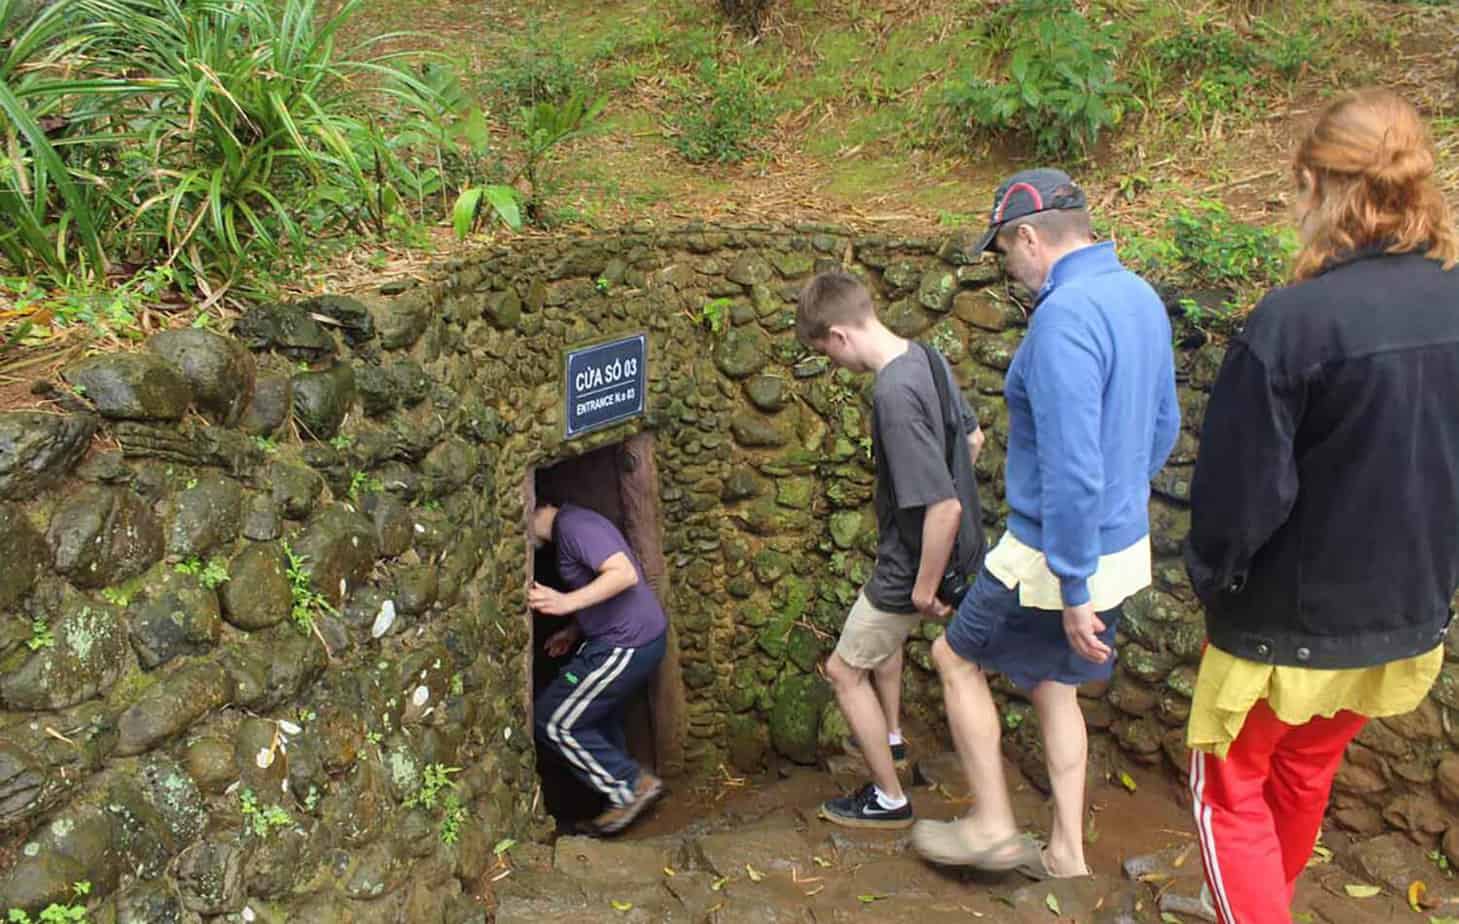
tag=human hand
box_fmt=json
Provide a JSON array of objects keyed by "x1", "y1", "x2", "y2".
[
  {"x1": 544, "y1": 624, "x2": 581, "y2": 657},
  {"x1": 1062, "y1": 602, "x2": 1110, "y2": 664},
  {"x1": 529, "y1": 582, "x2": 574, "y2": 616},
  {"x1": 912, "y1": 587, "x2": 952, "y2": 621}
]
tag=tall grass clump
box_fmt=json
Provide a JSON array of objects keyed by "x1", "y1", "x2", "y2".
[{"x1": 0, "y1": 0, "x2": 465, "y2": 296}]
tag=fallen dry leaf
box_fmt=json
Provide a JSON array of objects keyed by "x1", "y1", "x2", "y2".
[{"x1": 1411, "y1": 880, "x2": 1430, "y2": 912}]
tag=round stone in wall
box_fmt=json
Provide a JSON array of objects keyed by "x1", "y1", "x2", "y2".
[
  {"x1": 63, "y1": 352, "x2": 191, "y2": 421},
  {"x1": 146, "y1": 329, "x2": 255, "y2": 425}
]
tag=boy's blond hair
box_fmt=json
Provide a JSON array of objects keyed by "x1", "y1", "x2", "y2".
[{"x1": 795, "y1": 270, "x2": 874, "y2": 345}]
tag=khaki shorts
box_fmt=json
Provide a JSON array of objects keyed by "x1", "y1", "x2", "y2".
[{"x1": 833, "y1": 592, "x2": 920, "y2": 670}]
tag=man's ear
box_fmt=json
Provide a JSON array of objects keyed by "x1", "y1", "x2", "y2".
[{"x1": 1016, "y1": 221, "x2": 1039, "y2": 251}]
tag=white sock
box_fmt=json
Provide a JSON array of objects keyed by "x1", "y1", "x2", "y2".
[
  {"x1": 888, "y1": 730, "x2": 904, "y2": 746},
  {"x1": 873, "y1": 786, "x2": 907, "y2": 810}
]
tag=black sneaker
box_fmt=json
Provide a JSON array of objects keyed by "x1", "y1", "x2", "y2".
[{"x1": 818, "y1": 783, "x2": 914, "y2": 829}]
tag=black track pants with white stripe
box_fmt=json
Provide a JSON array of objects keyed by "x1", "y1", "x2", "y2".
[{"x1": 535, "y1": 632, "x2": 667, "y2": 807}]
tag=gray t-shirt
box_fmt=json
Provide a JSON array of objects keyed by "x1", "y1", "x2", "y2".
[{"x1": 864, "y1": 344, "x2": 985, "y2": 614}]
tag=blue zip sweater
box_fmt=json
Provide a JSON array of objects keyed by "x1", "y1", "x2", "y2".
[{"x1": 1003, "y1": 242, "x2": 1180, "y2": 607}]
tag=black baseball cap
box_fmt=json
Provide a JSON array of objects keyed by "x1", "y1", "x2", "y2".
[{"x1": 974, "y1": 168, "x2": 1088, "y2": 255}]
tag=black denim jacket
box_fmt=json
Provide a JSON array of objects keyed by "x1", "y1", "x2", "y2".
[{"x1": 1184, "y1": 246, "x2": 1459, "y2": 668}]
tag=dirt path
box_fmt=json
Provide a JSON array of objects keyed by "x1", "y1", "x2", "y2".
[{"x1": 489, "y1": 748, "x2": 1426, "y2": 922}]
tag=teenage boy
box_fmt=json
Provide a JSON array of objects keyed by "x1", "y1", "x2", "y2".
[{"x1": 796, "y1": 270, "x2": 986, "y2": 829}]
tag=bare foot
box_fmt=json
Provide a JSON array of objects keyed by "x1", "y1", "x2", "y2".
[{"x1": 1040, "y1": 843, "x2": 1090, "y2": 878}]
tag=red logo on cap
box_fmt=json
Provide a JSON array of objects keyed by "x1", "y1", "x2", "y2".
[{"x1": 993, "y1": 182, "x2": 1044, "y2": 222}]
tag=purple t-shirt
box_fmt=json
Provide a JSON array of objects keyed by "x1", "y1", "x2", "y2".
[{"x1": 553, "y1": 505, "x2": 667, "y2": 647}]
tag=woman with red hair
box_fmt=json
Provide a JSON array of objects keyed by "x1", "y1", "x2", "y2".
[{"x1": 1184, "y1": 88, "x2": 1459, "y2": 922}]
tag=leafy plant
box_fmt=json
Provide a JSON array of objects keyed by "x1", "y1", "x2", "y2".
[
  {"x1": 936, "y1": 0, "x2": 1129, "y2": 158},
  {"x1": 451, "y1": 184, "x2": 521, "y2": 238},
  {"x1": 1429, "y1": 848, "x2": 1452, "y2": 874},
  {"x1": 517, "y1": 90, "x2": 607, "y2": 223},
  {"x1": 1168, "y1": 201, "x2": 1294, "y2": 289},
  {"x1": 5, "y1": 880, "x2": 91, "y2": 923},
  {"x1": 697, "y1": 298, "x2": 732, "y2": 335},
  {"x1": 100, "y1": 586, "x2": 133, "y2": 607},
  {"x1": 174, "y1": 556, "x2": 229, "y2": 589},
  {"x1": 281, "y1": 541, "x2": 332, "y2": 633},
  {"x1": 440, "y1": 792, "x2": 466, "y2": 845},
  {"x1": 489, "y1": 25, "x2": 586, "y2": 107},
  {"x1": 253, "y1": 436, "x2": 279, "y2": 455},
  {"x1": 0, "y1": 0, "x2": 461, "y2": 298},
  {"x1": 239, "y1": 788, "x2": 292, "y2": 838},
  {"x1": 329, "y1": 434, "x2": 354, "y2": 451},
  {"x1": 25, "y1": 618, "x2": 55, "y2": 652},
  {"x1": 670, "y1": 60, "x2": 776, "y2": 164},
  {"x1": 348, "y1": 471, "x2": 384, "y2": 500},
  {"x1": 404, "y1": 762, "x2": 466, "y2": 844},
  {"x1": 453, "y1": 87, "x2": 604, "y2": 234},
  {"x1": 405, "y1": 763, "x2": 461, "y2": 811},
  {"x1": 1152, "y1": 27, "x2": 1261, "y2": 76}
]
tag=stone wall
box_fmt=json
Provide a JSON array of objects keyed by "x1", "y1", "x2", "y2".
[{"x1": 2, "y1": 222, "x2": 1457, "y2": 918}]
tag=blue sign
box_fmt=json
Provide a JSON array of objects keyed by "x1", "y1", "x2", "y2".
[{"x1": 565, "y1": 334, "x2": 647, "y2": 439}]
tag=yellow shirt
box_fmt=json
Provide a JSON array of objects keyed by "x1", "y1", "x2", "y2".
[
  {"x1": 1186, "y1": 643, "x2": 1444, "y2": 759},
  {"x1": 984, "y1": 530, "x2": 1151, "y2": 611}
]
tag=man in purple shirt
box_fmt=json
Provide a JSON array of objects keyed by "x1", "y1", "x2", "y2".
[{"x1": 529, "y1": 502, "x2": 668, "y2": 835}]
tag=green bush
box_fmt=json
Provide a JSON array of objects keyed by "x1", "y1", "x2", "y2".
[
  {"x1": 670, "y1": 60, "x2": 776, "y2": 164},
  {"x1": 936, "y1": 0, "x2": 1130, "y2": 158},
  {"x1": 1146, "y1": 19, "x2": 1326, "y2": 128},
  {"x1": 1151, "y1": 28, "x2": 1262, "y2": 74},
  {"x1": 0, "y1": 0, "x2": 460, "y2": 295},
  {"x1": 1115, "y1": 201, "x2": 1296, "y2": 336},
  {"x1": 488, "y1": 26, "x2": 588, "y2": 106},
  {"x1": 1168, "y1": 201, "x2": 1294, "y2": 290}
]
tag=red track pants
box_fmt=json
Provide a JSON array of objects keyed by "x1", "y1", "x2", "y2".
[{"x1": 1189, "y1": 699, "x2": 1367, "y2": 924}]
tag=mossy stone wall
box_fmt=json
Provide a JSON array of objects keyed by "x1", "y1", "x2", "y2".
[{"x1": 3, "y1": 223, "x2": 1458, "y2": 919}]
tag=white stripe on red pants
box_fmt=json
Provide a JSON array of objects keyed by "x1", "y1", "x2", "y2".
[{"x1": 1189, "y1": 699, "x2": 1366, "y2": 923}]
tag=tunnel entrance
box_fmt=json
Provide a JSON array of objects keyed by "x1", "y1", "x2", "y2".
[{"x1": 527, "y1": 433, "x2": 685, "y2": 833}]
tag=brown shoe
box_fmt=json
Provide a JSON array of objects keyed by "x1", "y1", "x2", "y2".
[{"x1": 592, "y1": 772, "x2": 663, "y2": 835}]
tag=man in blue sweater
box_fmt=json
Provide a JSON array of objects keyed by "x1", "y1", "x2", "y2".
[{"x1": 913, "y1": 169, "x2": 1180, "y2": 879}]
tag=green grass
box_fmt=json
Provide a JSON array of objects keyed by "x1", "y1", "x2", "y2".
[
  {"x1": 4, "y1": 0, "x2": 1452, "y2": 350},
  {"x1": 822, "y1": 157, "x2": 906, "y2": 201}
]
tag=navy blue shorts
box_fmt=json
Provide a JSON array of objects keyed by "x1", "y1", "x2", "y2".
[{"x1": 943, "y1": 568, "x2": 1122, "y2": 690}]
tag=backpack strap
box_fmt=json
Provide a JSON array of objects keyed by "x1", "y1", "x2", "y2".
[{"x1": 915, "y1": 341, "x2": 958, "y2": 474}]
